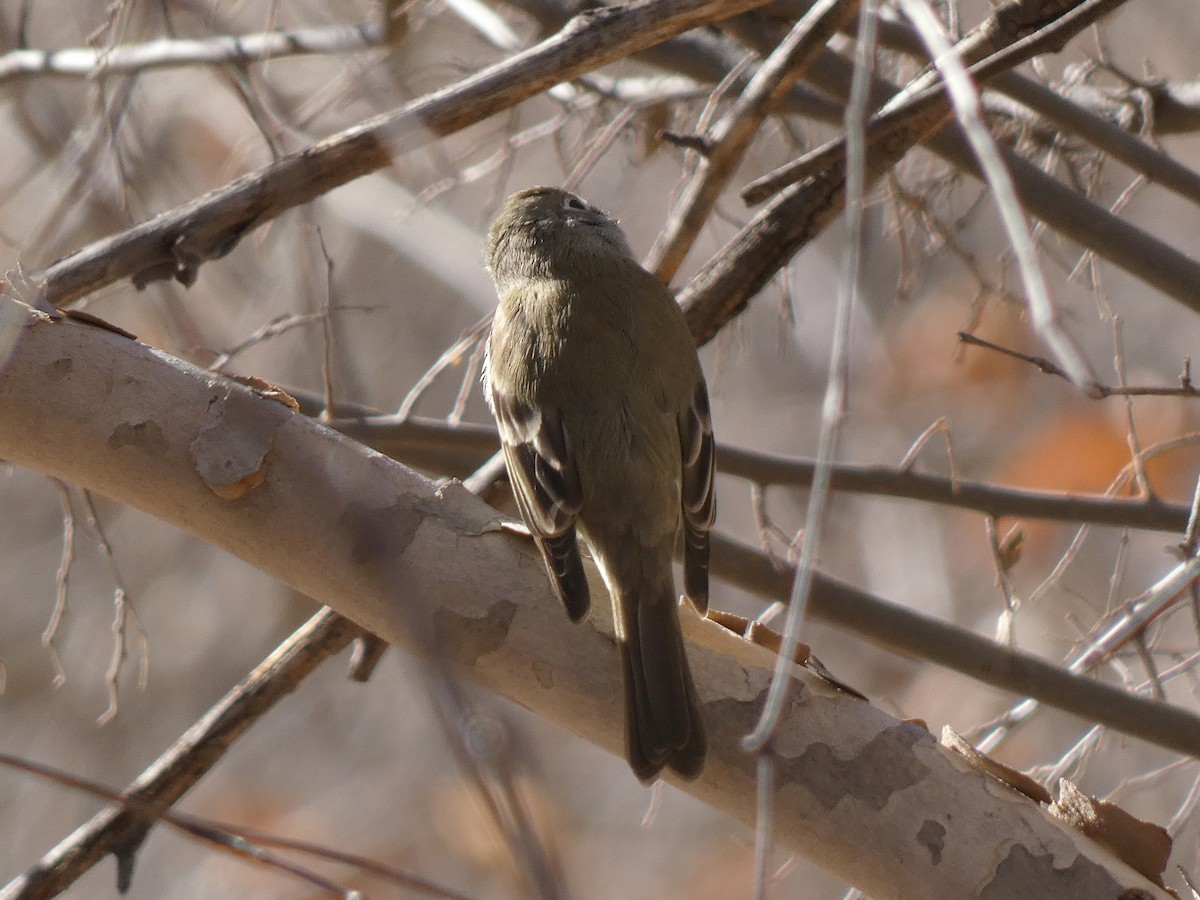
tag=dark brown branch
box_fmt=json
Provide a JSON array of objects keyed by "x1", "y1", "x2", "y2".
[
  {"x1": 711, "y1": 532, "x2": 1200, "y2": 761},
  {"x1": 299, "y1": 394, "x2": 1192, "y2": 534},
  {"x1": 4, "y1": 611, "x2": 368, "y2": 899},
  {"x1": 740, "y1": 0, "x2": 1131, "y2": 204},
  {"x1": 1063, "y1": 77, "x2": 1200, "y2": 137},
  {"x1": 716, "y1": 444, "x2": 1191, "y2": 532},
  {"x1": 683, "y1": 24, "x2": 1200, "y2": 335},
  {"x1": 35, "y1": 0, "x2": 776, "y2": 305},
  {"x1": 860, "y1": 15, "x2": 1200, "y2": 207},
  {"x1": 0, "y1": 742, "x2": 469, "y2": 899},
  {"x1": 695, "y1": 5, "x2": 1163, "y2": 351}
]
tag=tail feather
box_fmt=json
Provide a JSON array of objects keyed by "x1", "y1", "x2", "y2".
[{"x1": 619, "y1": 580, "x2": 706, "y2": 783}]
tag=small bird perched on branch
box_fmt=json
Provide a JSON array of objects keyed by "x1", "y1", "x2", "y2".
[{"x1": 483, "y1": 186, "x2": 714, "y2": 782}]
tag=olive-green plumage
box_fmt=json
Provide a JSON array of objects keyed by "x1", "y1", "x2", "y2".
[{"x1": 483, "y1": 186, "x2": 715, "y2": 782}]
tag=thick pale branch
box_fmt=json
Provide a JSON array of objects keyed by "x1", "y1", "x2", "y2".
[
  {"x1": 0, "y1": 301, "x2": 1168, "y2": 899},
  {"x1": 295, "y1": 399, "x2": 1200, "y2": 756}
]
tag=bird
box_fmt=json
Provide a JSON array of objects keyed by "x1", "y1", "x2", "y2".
[{"x1": 482, "y1": 185, "x2": 714, "y2": 782}]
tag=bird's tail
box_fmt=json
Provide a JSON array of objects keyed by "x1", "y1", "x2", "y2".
[{"x1": 617, "y1": 574, "x2": 706, "y2": 783}]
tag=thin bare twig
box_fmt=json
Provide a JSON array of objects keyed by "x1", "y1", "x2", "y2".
[
  {"x1": 984, "y1": 516, "x2": 1020, "y2": 647},
  {"x1": 866, "y1": 15, "x2": 1200, "y2": 208},
  {"x1": 314, "y1": 228, "x2": 338, "y2": 420},
  {"x1": 1112, "y1": 318, "x2": 1154, "y2": 497},
  {"x1": 743, "y1": 0, "x2": 877, "y2": 755},
  {"x1": 1166, "y1": 769, "x2": 1200, "y2": 837},
  {"x1": 564, "y1": 105, "x2": 638, "y2": 190},
  {"x1": 749, "y1": 483, "x2": 799, "y2": 571},
  {"x1": 645, "y1": 0, "x2": 859, "y2": 283},
  {"x1": 42, "y1": 481, "x2": 76, "y2": 687},
  {"x1": 975, "y1": 555, "x2": 1200, "y2": 753},
  {"x1": 0, "y1": 745, "x2": 468, "y2": 899},
  {"x1": 896, "y1": 417, "x2": 959, "y2": 483},
  {"x1": 75, "y1": 491, "x2": 148, "y2": 725},
  {"x1": 0, "y1": 21, "x2": 397, "y2": 83},
  {"x1": 899, "y1": 0, "x2": 1099, "y2": 393},
  {"x1": 449, "y1": 329, "x2": 489, "y2": 425},
  {"x1": 958, "y1": 331, "x2": 1200, "y2": 398},
  {"x1": 209, "y1": 310, "x2": 368, "y2": 372},
  {"x1": 396, "y1": 315, "x2": 492, "y2": 420},
  {"x1": 752, "y1": 750, "x2": 777, "y2": 900},
  {"x1": 712, "y1": 6, "x2": 1200, "y2": 330}
]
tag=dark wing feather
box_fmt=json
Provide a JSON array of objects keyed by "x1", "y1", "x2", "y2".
[
  {"x1": 491, "y1": 391, "x2": 590, "y2": 621},
  {"x1": 679, "y1": 377, "x2": 715, "y2": 613}
]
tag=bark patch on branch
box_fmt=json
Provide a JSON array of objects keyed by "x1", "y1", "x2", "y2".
[
  {"x1": 781, "y1": 722, "x2": 931, "y2": 811},
  {"x1": 189, "y1": 386, "x2": 279, "y2": 499}
]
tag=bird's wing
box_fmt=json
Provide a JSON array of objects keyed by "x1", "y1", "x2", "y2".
[
  {"x1": 490, "y1": 390, "x2": 590, "y2": 621},
  {"x1": 679, "y1": 377, "x2": 715, "y2": 613}
]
